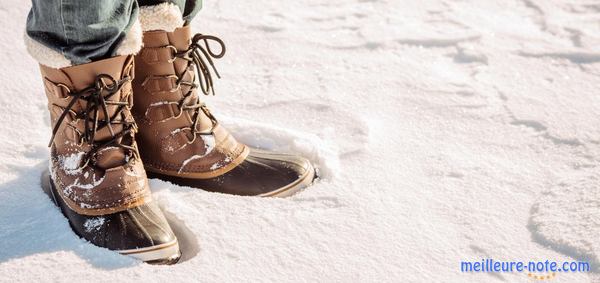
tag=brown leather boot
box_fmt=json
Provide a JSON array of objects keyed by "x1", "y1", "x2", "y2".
[
  {"x1": 132, "y1": 26, "x2": 316, "y2": 197},
  {"x1": 40, "y1": 55, "x2": 180, "y2": 264}
]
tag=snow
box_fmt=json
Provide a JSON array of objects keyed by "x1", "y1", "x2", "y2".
[
  {"x1": 529, "y1": 172, "x2": 600, "y2": 272},
  {"x1": 178, "y1": 155, "x2": 205, "y2": 173},
  {"x1": 83, "y1": 217, "x2": 106, "y2": 233},
  {"x1": 177, "y1": 135, "x2": 216, "y2": 172},
  {"x1": 63, "y1": 175, "x2": 106, "y2": 196},
  {"x1": 57, "y1": 152, "x2": 85, "y2": 174},
  {"x1": 209, "y1": 156, "x2": 230, "y2": 171},
  {"x1": 199, "y1": 134, "x2": 215, "y2": 155},
  {"x1": 1, "y1": 0, "x2": 600, "y2": 282}
]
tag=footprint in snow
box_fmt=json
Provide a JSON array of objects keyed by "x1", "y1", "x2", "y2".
[
  {"x1": 237, "y1": 99, "x2": 371, "y2": 163},
  {"x1": 528, "y1": 173, "x2": 600, "y2": 271}
]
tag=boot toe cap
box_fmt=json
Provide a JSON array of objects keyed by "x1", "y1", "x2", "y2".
[
  {"x1": 146, "y1": 148, "x2": 317, "y2": 197},
  {"x1": 78, "y1": 202, "x2": 180, "y2": 263},
  {"x1": 251, "y1": 150, "x2": 316, "y2": 197},
  {"x1": 201, "y1": 148, "x2": 316, "y2": 196}
]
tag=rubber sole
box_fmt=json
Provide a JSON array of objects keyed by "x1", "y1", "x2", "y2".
[
  {"x1": 119, "y1": 239, "x2": 181, "y2": 264},
  {"x1": 41, "y1": 170, "x2": 181, "y2": 265},
  {"x1": 148, "y1": 161, "x2": 317, "y2": 197},
  {"x1": 258, "y1": 162, "x2": 317, "y2": 197}
]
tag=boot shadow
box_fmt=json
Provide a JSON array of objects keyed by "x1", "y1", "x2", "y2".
[{"x1": 0, "y1": 161, "x2": 138, "y2": 269}]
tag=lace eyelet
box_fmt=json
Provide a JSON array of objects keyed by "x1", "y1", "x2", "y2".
[{"x1": 167, "y1": 45, "x2": 178, "y2": 63}]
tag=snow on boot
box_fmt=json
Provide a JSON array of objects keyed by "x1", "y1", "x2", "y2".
[
  {"x1": 132, "y1": 25, "x2": 316, "y2": 197},
  {"x1": 40, "y1": 55, "x2": 180, "y2": 264}
]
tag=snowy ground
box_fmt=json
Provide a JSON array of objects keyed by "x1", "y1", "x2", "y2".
[{"x1": 1, "y1": 0, "x2": 600, "y2": 282}]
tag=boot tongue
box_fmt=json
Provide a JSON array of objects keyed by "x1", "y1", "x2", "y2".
[
  {"x1": 141, "y1": 25, "x2": 190, "y2": 49},
  {"x1": 168, "y1": 25, "x2": 192, "y2": 51},
  {"x1": 62, "y1": 56, "x2": 128, "y2": 91},
  {"x1": 61, "y1": 56, "x2": 133, "y2": 169}
]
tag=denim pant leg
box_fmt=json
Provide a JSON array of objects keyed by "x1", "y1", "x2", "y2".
[
  {"x1": 25, "y1": 0, "x2": 202, "y2": 68},
  {"x1": 138, "y1": 0, "x2": 202, "y2": 23},
  {"x1": 26, "y1": 0, "x2": 139, "y2": 67}
]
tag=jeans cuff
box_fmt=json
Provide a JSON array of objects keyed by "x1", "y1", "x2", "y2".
[{"x1": 23, "y1": 33, "x2": 71, "y2": 68}]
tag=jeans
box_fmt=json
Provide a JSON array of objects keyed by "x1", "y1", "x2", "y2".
[{"x1": 26, "y1": 0, "x2": 202, "y2": 67}]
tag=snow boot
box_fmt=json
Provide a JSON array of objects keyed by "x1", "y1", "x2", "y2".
[
  {"x1": 39, "y1": 55, "x2": 180, "y2": 264},
  {"x1": 131, "y1": 25, "x2": 316, "y2": 197}
]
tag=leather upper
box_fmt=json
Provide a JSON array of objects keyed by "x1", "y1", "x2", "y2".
[
  {"x1": 132, "y1": 25, "x2": 248, "y2": 179},
  {"x1": 41, "y1": 55, "x2": 152, "y2": 215}
]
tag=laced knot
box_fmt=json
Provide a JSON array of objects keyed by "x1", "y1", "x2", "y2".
[
  {"x1": 176, "y1": 33, "x2": 226, "y2": 96},
  {"x1": 49, "y1": 74, "x2": 137, "y2": 164},
  {"x1": 173, "y1": 33, "x2": 226, "y2": 137}
]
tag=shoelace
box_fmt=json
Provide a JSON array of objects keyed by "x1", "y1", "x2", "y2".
[
  {"x1": 49, "y1": 74, "x2": 137, "y2": 165},
  {"x1": 173, "y1": 33, "x2": 226, "y2": 139}
]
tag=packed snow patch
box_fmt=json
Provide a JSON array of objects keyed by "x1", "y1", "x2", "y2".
[
  {"x1": 209, "y1": 156, "x2": 230, "y2": 171},
  {"x1": 200, "y1": 134, "x2": 215, "y2": 155},
  {"x1": 57, "y1": 152, "x2": 85, "y2": 174},
  {"x1": 176, "y1": 134, "x2": 217, "y2": 173},
  {"x1": 83, "y1": 217, "x2": 106, "y2": 233},
  {"x1": 63, "y1": 174, "x2": 106, "y2": 194}
]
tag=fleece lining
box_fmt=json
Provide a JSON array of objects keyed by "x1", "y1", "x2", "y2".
[
  {"x1": 25, "y1": 18, "x2": 143, "y2": 68},
  {"x1": 24, "y1": 33, "x2": 72, "y2": 68},
  {"x1": 139, "y1": 3, "x2": 184, "y2": 32}
]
